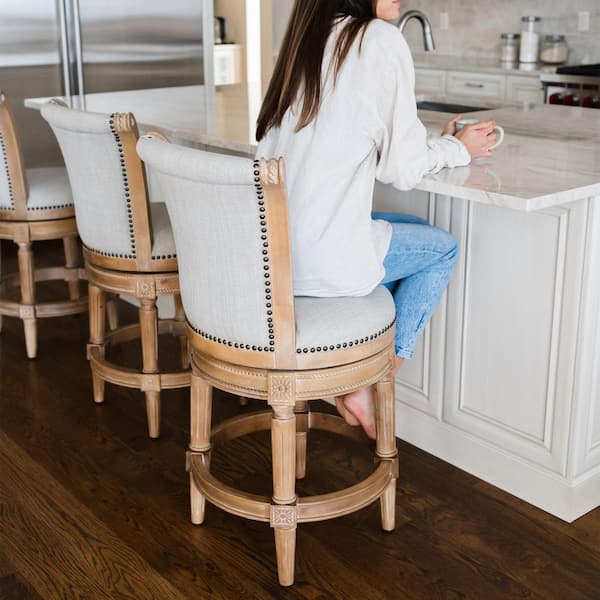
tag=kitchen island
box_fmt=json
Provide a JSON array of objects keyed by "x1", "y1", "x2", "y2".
[{"x1": 26, "y1": 85, "x2": 600, "y2": 521}]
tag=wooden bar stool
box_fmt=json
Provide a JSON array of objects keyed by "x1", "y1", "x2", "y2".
[
  {"x1": 0, "y1": 91, "x2": 87, "y2": 358},
  {"x1": 41, "y1": 102, "x2": 190, "y2": 438},
  {"x1": 138, "y1": 135, "x2": 399, "y2": 586}
]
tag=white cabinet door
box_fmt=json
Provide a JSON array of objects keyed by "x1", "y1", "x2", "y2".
[
  {"x1": 443, "y1": 197, "x2": 588, "y2": 474},
  {"x1": 446, "y1": 71, "x2": 506, "y2": 100},
  {"x1": 415, "y1": 68, "x2": 446, "y2": 96},
  {"x1": 506, "y1": 75, "x2": 543, "y2": 105}
]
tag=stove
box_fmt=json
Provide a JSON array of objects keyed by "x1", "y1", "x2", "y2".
[
  {"x1": 556, "y1": 63, "x2": 600, "y2": 77},
  {"x1": 540, "y1": 64, "x2": 600, "y2": 107}
]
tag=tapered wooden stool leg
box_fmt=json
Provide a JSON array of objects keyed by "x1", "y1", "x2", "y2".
[
  {"x1": 271, "y1": 404, "x2": 297, "y2": 586},
  {"x1": 62, "y1": 235, "x2": 80, "y2": 300},
  {"x1": 375, "y1": 368, "x2": 397, "y2": 532},
  {"x1": 107, "y1": 295, "x2": 119, "y2": 330},
  {"x1": 294, "y1": 401, "x2": 309, "y2": 480},
  {"x1": 88, "y1": 284, "x2": 106, "y2": 404},
  {"x1": 140, "y1": 297, "x2": 160, "y2": 438},
  {"x1": 173, "y1": 293, "x2": 188, "y2": 368},
  {"x1": 190, "y1": 372, "x2": 212, "y2": 525},
  {"x1": 17, "y1": 242, "x2": 37, "y2": 359}
]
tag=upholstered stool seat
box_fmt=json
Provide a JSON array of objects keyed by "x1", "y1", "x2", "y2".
[
  {"x1": 23, "y1": 167, "x2": 75, "y2": 216},
  {"x1": 0, "y1": 92, "x2": 87, "y2": 358},
  {"x1": 138, "y1": 136, "x2": 399, "y2": 587},
  {"x1": 42, "y1": 102, "x2": 190, "y2": 438},
  {"x1": 294, "y1": 288, "x2": 395, "y2": 365}
]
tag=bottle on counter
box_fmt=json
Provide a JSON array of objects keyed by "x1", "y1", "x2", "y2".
[
  {"x1": 500, "y1": 33, "x2": 520, "y2": 63},
  {"x1": 519, "y1": 16, "x2": 541, "y2": 63},
  {"x1": 540, "y1": 35, "x2": 569, "y2": 64}
]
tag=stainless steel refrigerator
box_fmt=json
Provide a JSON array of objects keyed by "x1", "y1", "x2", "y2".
[{"x1": 0, "y1": 0, "x2": 214, "y2": 166}]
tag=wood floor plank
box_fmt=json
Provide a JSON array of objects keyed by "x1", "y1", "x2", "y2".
[
  {"x1": 0, "y1": 430, "x2": 187, "y2": 600},
  {"x1": 0, "y1": 240, "x2": 599, "y2": 599}
]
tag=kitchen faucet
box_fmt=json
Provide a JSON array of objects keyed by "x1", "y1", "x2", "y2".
[{"x1": 398, "y1": 10, "x2": 436, "y2": 51}]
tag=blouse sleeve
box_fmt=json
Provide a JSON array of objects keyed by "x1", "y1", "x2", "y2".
[{"x1": 371, "y1": 33, "x2": 470, "y2": 191}]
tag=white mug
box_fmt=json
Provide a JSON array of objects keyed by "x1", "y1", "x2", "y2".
[{"x1": 455, "y1": 118, "x2": 505, "y2": 150}]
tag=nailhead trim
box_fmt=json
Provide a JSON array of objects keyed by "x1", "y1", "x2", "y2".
[
  {"x1": 151, "y1": 253, "x2": 176, "y2": 260},
  {"x1": 0, "y1": 132, "x2": 15, "y2": 210},
  {"x1": 190, "y1": 160, "x2": 275, "y2": 353},
  {"x1": 27, "y1": 202, "x2": 74, "y2": 212},
  {"x1": 105, "y1": 114, "x2": 136, "y2": 259},
  {"x1": 295, "y1": 318, "x2": 396, "y2": 354}
]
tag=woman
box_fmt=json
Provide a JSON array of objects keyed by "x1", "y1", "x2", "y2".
[{"x1": 256, "y1": 0, "x2": 496, "y2": 438}]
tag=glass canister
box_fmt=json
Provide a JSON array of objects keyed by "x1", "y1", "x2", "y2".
[
  {"x1": 500, "y1": 33, "x2": 520, "y2": 63},
  {"x1": 519, "y1": 16, "x2": 541, "y2": 63},
  {"x1": 540, "y1": 35, "x2": 569, "y2": 64}
]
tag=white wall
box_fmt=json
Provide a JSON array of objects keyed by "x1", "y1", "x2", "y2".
[{"x1": 272, "y1": 0, "x2": 294, "y2": 57}]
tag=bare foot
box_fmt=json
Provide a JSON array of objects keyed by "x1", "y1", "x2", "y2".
[
  {"x1": 343, "y1": 386, "x2": 376, "y2": 439},
  {"x1": 335, "y1": 396, "x2": 359, "y2": 426}
]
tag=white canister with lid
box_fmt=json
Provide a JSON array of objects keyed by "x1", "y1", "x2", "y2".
[
  {"x1": 500, "y1": 33, "x2": 520, "y2": 63},
  {"x1": 519, "y1": 16, "x2": 541, "y2": 63}
]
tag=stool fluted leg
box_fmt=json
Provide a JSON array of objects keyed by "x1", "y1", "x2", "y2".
[
  {"x1": 140, "y1": 297, "x2": 160, "y2": 438},
  {"x1": 18, "y1": 241, "x2": 37, "y2": 359},
  {"x1": 294, "y1": 401, "x2": 309, "y2": 480},
  {"x1": 62, "y1": 235, "x2": 80, "y2": 300},
  {"x1": 106, "y1": 295, "x2": 119, "y2": 330},
  {"x1": 190, "y1": 372, "x2": 212, "y2": 525},
  {"x1": 88, "y1": 284, "x2": 106, "y2": 404},
  {"x1": 173, "y1": 293, "x2": 189, "y2": 368},
  {"x1": 271, "y1": 404, "x2": 297, "y2": 586},
  {"x1": 375, "y1": 365, "x2": 398, "y2": 532}
]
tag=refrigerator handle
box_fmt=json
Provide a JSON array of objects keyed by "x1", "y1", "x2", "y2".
[
  {"x1": 72, "y1": 0, "x2": 85, "y2": 96},
  {"x1": 57, "y1": 0, "x2": 72, "y2": 97}
]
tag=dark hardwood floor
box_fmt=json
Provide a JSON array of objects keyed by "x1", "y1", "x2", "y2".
[{"x1": 0, "y1": 241, "x2": 599, "y2": 600}]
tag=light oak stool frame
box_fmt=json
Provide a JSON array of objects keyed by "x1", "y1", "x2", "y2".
[
  {"x1": 137, "y1": 135, "x2": 399, "y2": 587},
  {"x1": 43, "y1": 103, "x2": 190, "y2": 437},
  {"x1": 0, "y1": 91, "x2": 87, "y2": 358},
  {"x1": 187, "y1": 160, "x2": 398, "y2": 586}
]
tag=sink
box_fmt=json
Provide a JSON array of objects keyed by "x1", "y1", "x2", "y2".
[{"x1": 416, "y1": 100, "x2": 493, "y2": 113}]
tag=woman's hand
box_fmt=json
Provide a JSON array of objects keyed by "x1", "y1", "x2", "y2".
[
  {"x1": 455, "y1": 120, "x2": 498, "y2": 159},
  {"x1": 442, "y1": 114, "x2": 463, "y2": 136}
]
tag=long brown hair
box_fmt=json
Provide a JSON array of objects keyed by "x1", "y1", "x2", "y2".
[{"x1": 256, "y1": 0, "x2": 377, "y2": 141}]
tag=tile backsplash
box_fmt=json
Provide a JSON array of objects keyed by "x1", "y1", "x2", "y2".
[
  {"x1": 399, "y1": 0, "x2": 600, "y2": 64},
  {"x1": 273, "y1": 1, "x2": 600, "y2": 65}
]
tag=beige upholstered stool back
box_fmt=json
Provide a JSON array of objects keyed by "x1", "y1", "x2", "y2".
[
  {"x1": 41, "y1": 102, "x2": 170, "y2": 272},
  {"x1": 0, "y1": 92, "x2": 27, "y2": 217},
  {"x1": 138, "y1": 135, "x2": 296, "y2": 369}
]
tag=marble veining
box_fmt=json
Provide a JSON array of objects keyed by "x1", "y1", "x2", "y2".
[{"x1": 25, "y1": 85, "x2": 600, "y2": 213}]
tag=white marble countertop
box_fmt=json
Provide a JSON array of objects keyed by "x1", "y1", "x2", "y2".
[
  {"x1": 412, "y1": 53, "x2": 557, "y2": 77},
  {"x1": 26, "y1": 84, "x2": 600, "y2": 212}
]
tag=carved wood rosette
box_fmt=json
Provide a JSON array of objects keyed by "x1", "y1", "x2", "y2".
[{"x1": 267, "y1": 373, "x2": 296, "y2": 407}]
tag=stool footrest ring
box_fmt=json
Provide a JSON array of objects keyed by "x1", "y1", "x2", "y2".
[
  {"x1": 188, "y1": 410, "x2": 397, "y2": 525},
  {"x1": 87, "y1": 318, "x2": 191, "y2": 391}
]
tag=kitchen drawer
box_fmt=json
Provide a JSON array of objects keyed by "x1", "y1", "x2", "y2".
[
  {"x1": 446, "y1": 71, "x2": 506, "y2": 100},
  {"x1": 415, "y1": 68, "x2": 446, "y2": 95},
  {"x1": 506, "y1": 75, "x2": 542, "y2": 105}
]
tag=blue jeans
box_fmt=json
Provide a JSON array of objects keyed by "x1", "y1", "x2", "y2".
[{"x1": 373, "y1": 212, "x2": 458, "y2": 359}]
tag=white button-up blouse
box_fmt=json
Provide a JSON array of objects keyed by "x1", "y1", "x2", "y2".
[{"x1": 257, "y1": 17, "x2": 470, "y2": 297}]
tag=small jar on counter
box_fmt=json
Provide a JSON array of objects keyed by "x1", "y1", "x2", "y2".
[
  {"x1": 500, "y1": 33, "x2": 520, "y2": 63},
  {"x1": 519, "y1": 16, "x2": 541, "y2": 63},
  {"x1": 540, "y1": 35, "x2": 569, "y2": 64}
]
